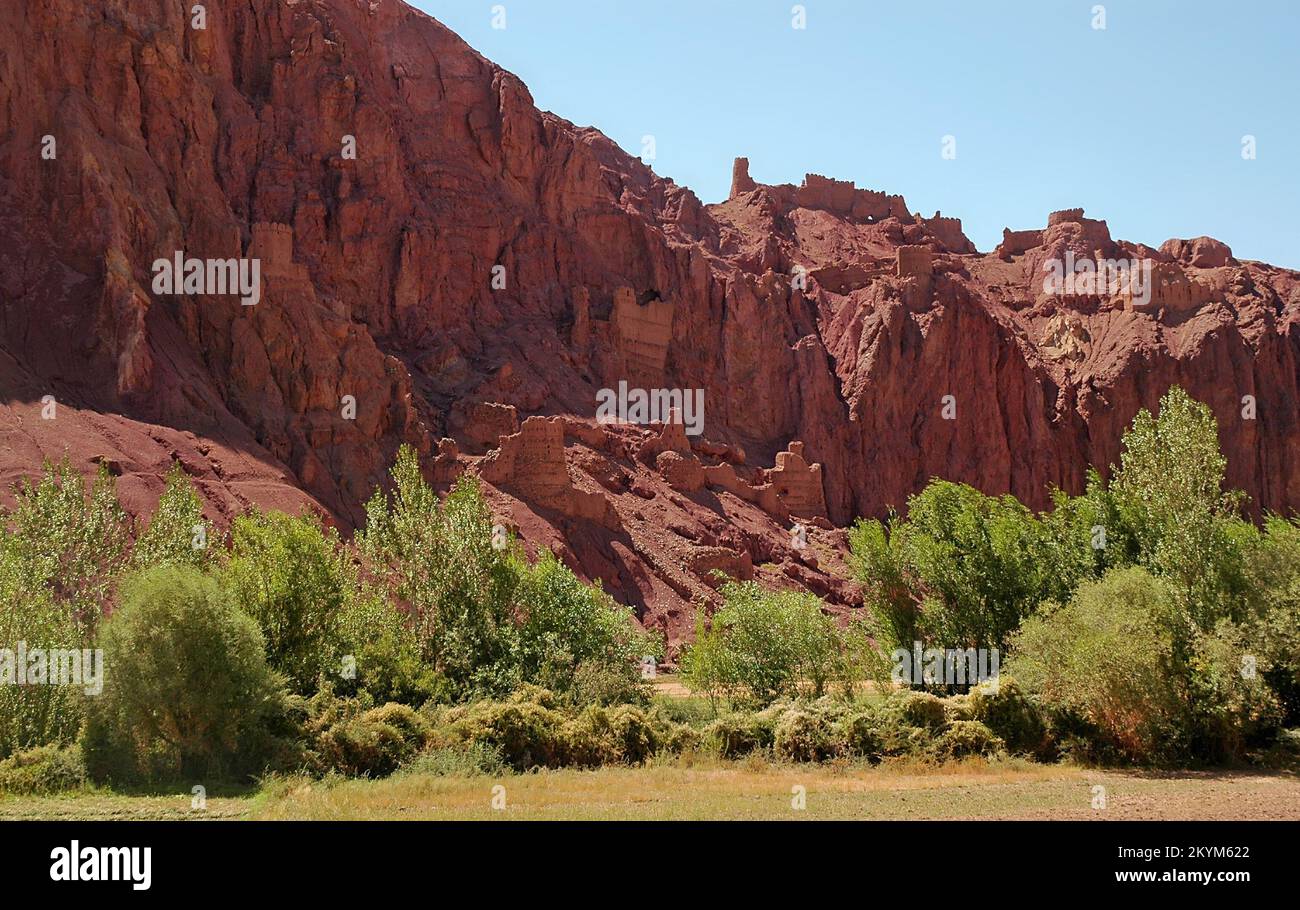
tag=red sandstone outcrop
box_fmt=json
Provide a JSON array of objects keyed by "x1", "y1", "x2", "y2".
[
  {"x1": 2, "y1": 0, "x2": 1299, "y2": 646},
  {"x1": 730, "y1": 157, "x2": 758, "y2": 199},
  {"x1": 1161, "y1": 236, "x2": 1236, "y2": 269}
]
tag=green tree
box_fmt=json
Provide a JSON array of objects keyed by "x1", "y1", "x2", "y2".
[
  {"x1": 221, "y1": 510, "x2": 349, "y2": 694},
  {"x1": 680, "y1": 610, "x2": 733, "y2": 712},
  {"x1": 1038, "y1": 468, "x2": 1135, "y2": 600},
  {"x1": 849, "y1": 481, "x2": 1051, "y2": 656},
  {"x1": 0, "y1": 551, "x2": 84, "y2": 758},
  {"x1": 1010, "y1": 567, "x2": 1183, "y2": 762},
  {"x1": 0, "y1": 460, "x2": 130, "y2": 754},
  {"x1": 132, "y1": 462, "x2": 215, "y2": 571},
  {"x1": 82, "y1": 566, "x2": 293, "y2": 784},
  {"x1": 334, "y1": 585, "x2": 440, "y2": 706},
  {"x1": 3, "y1": 459, "x2": 129, "y2": 635},
  {"x1": 1110, "y1": 386, "x2": 1248, "y2": 629},
  {"x1": 845, "y1": 514, "x2": 914, "y2": 655},
  {"x1": 1239, "y1": 516, "x2": 1300, "y2": 723},
  {"x1": 516, "y1": 551, "x2": 661, "y2": 705},
  {"x1": 360, "y1": 448, "x2": 521, "y2": 699}
]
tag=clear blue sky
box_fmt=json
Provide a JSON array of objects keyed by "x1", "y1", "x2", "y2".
[{"x1": 414, "y1": 1, "x2": 1299, "y2": 267}]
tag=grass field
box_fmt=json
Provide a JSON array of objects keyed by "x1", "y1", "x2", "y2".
[{"x1": 5, "y1": 758, "x2": 1299, "y2": 821}]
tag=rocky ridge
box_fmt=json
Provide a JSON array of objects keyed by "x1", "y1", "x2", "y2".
[{"x1": 1, "y1": 0, "x2": 1297, "y2": 646}]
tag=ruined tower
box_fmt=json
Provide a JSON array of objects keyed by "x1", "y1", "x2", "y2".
[{"x1": 730, "y1": 157, "x2": 757, "y2": 198}]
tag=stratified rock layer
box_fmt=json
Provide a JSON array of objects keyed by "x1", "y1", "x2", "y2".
[{"x1": 2, "y1": 0, "x2": 1298, "y2": 645}]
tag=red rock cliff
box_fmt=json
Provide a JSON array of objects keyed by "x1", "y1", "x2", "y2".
[{"x1": 2, "y1": 0, "x2": 1298, "y2": 644}]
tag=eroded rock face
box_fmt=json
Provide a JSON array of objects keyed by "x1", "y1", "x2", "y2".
[
  {"x1": 1161, "y1": 236, "x2": 1236, "y2": 269},
  {"x1": 2, "y1": 0, "x2": 1299, "y2": 646}
]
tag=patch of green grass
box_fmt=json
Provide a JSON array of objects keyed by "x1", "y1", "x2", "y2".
[{"x1": 651, "y1": 693, "x2": 720, "y2": 727}]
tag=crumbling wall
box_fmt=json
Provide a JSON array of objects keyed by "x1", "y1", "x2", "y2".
[
  {"x1": 919, "y1": 211, "x2": 976, "y2": 254},
  {"x1": 897, "y1": 245, "x2": 934, "y2": 280},
  {"x1": 796, "y1": 173, "x2": 857, "y2": 214},
  {"x1": 766, "y1": 441, "x2": 828, "y2": 518},
  {"x1": 480, "y1": 416, "x2": 571, "y2": 507},
  {"x1": 480, "y1": 417, "x2": 619, "y2": 527},
  {"x1": 728, "y1": 161, "x2": 915, "y2": 224},
  {"x1": 250, "y1": 222, "x2": 308, "y2": 281},
  {"x1": 1047, "y1": 208, "x2": 1086, "y2": 227},
  {"x1": 996, "y1": 227, "x2": 1044, "y2": 260},
  {"x1": 611, "y1": 286, "x2": 674, "y2": 379}
]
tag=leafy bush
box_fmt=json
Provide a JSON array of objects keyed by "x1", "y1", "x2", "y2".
[
  {"x1": 439, "y1": 700, "x2": 568, "y2": 771},
  {"x1": 943, "y1": 695, "x2": 974, "y2": 723},
  {"x1": 0, "y1": 744, "x2": 87, "y2": 796},
  {"x1": 507, "y1": 683, "x2": 559, "y2": 710},
  {"x1": 516, "y1": 551, "x2": 660, "y2": 706},
  {"x1": 605, "y1": 705, "x2": 664, "y2": 764},
  {"x1": 222, "y1": 511, "x2": 350, "y2": 694},
  {"x1": 773, "y1": 709, "x2": 841, "y2": 763},
  {"x1": 1010, "y1": 566, "x2": 1280, "y2": 764},
  {"x1": 401, "y1": 691, "x2": 1024, "y2": 767},
  {"x1": 932, "y1": 721, "x2": 1004, "y2": 760},
  {"x1": 838, "y1": 711, "x2": 884, "y2": 762},
  {"x1": 1010, "y1": 567, "x2": 1183, "y2": 763},
  {"x1": 873, "y1": 696, "x2": 943, "y2": 758},
  {"x1": 1184, "y1": 621, "x2": 1284, "y2": 762},
  {"x1": 561, "y1": 704, "x2": 666, "y2": 766},
  {"x1": 657, "y1": 718, "x2": 702, "y2": 755},
  {"x1": 423, "y1": 686, "x2": 691, "y2": 769},
  {"x1": 897, "y1": 691, "x2": 947, "y2": 730},
  {"x1": 703, "y1": 713, "x2": 776, "y2": 759},
  {"x1": 82, "y1": 566, "x2": 295, "y2": 784},
  {"x1": 682, "y1": 581, "x2": 848, "y2": 706},
  {"x1": 967, "y1": 677, "x2": 1050, "y2": 758},
  {"x1": 704, "y1": 698, "x2": 954, "y2": 763},
  {"x1": 311, "y1": 701, "x2": 431, "y2": 778}
]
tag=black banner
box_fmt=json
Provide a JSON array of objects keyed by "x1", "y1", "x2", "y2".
[{"x1": 0, "y1": 820, "x2": 1285, "y2": 896}]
